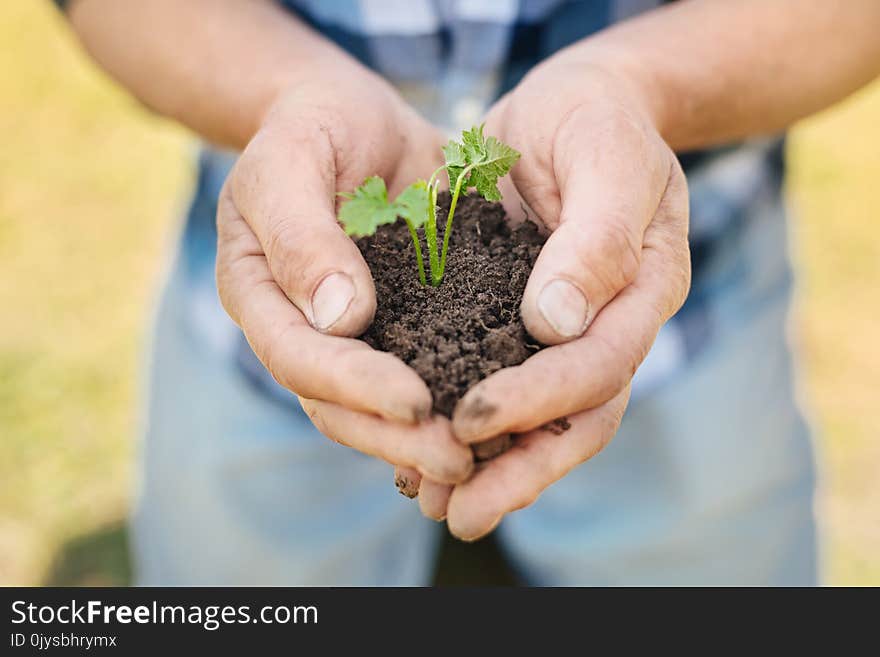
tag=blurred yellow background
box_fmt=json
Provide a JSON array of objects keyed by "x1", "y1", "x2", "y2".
[{"x1": 1, "y1": 2, "x2": 878, "y2": 586}]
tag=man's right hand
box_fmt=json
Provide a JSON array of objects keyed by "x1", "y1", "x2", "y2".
[{"x1": 215, "y1": 69, "x2": 474, "y2": 485}]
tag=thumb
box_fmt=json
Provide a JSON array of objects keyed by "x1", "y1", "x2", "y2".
[
  {"x1": 519, "y1": 110, "x2": 673, "y2": 345},
  {"x1": 229, "y1": 125, "x2": 376, "y2": 337}
]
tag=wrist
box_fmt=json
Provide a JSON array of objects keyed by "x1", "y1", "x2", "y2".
[
  {"x1": 252, "y1": 58, "x2": 354, "y2": 136},
  {"x1": 527, "y1": 42, "x2": 672, "y2": 143},
  {"x1": 256, "y1": 57, "x2": 393, "y2": 139}
]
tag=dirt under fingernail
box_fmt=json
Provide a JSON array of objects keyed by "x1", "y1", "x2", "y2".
[
  {"x1": 395, "y1": 474, "x2": 419, "y2": 498},
  {"x1": 542, "y1": 417, "x2": 571, "y2": 435}
]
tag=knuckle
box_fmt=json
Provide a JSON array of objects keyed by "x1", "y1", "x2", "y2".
[
  {"x1": 215, "y1": 253, "x2": 251, "y2": 329},
  {"x1": 575, "y1": 105, "x2": 651, "y2": 155},
  {"x1": 264, "y1": 217, "x2": 298, "y2": 264},
  {"x1": 581, "y1": 219, "x2": 642, "y2": 296},
  {"x1": 301, "y1": 399, "x2": 333, "y2": 440},
  {"x1": 655, "y1": 237, "x2": 693, "y2": 315},
  {"x1": 593, "y1": 330, "x2": 644, "y2": 392},
  {"x1": 595, "y1": 401, "x2": 625, "y2": 452},
  {"x1": 604, "y1": 397, "x2": 627, "y2": 435},
  {"x1": 674, "y1": 253, "x2": 693, "y2": 309},
  {"x1": 644, "y1": 228, "x2": 691, "y2": 316},
  {"x1": 229, "y1": 141, "x2": 266, "y2": 203},
  {"x1": 326, "y1": 346, "x2": 370, "y2": 401},
  {"x1": 258, "y1": 318, "x2": 301, "y2": 393},
  {"x1": 265, "y1": 218, "x2": 324, "y2": 297},
  {"x1": 624, "y1": 340, "x2": 649, "y2": 383},
  {"x1": 261, "y1": 338, "x2": 288, "y2": 391},
  {"x1": 215, "y1": 264, "x2": 236, "y2": 322}
]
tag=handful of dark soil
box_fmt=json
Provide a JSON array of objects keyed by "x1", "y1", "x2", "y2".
[{"x1": 358, "y1": 192, "x2": 547, "y2": 457}]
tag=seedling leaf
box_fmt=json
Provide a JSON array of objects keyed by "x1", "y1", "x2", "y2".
[
  {"x1": 338, "y1": 176, "x2": 399, "y2": 236},
  {"x1": 393, "y1": 180, "x2": 431, "y2": 229},
  {"x1": 467, "y1": 132, "x2": 520, "y2": 201},
  {"x1": 337, "y1": 127, "x2": 518, "y2": 287},
  {"x1": 446, "y1": 125, "x2": 520, "y2": 202},
  {"x1": 442, "y1": 140, "x2": 467, "y2": 193}
]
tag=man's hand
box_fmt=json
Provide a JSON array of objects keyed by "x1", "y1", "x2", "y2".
[
  {"x1": 215, "y1": 69, "x2": 473, "y2": 485},
  {"x1": 418, "y1": 62, "x2": 691, "y2": 539},
  {"x1": 414, "y1": 0, "x2": 880, "y2": 538}
]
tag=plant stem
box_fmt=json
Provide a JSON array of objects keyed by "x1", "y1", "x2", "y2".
[
  {"x1": 404, "y1": 219, "x2": 427, "y2": 286},
  {"x1": 438, "y1": 163, "x2": 475, "y2": 282},
  {"x1": 424, "y1": 166, "x2": 449, "y2": 285},
  {"x1": 427, "y1": 164, "x2": 446, "y2": 191},
  {"x1": 426, "y1": 182, "x2": 441, "y2": 285}
]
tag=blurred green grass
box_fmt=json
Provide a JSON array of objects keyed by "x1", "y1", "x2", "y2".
[{"x1": 1, "y1": 2, "x2": 878, "y2": 585}]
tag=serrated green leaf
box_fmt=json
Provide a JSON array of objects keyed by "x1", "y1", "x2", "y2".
[
  {"x1": 393, "y1": 180, "x2": 431, "y2": 229},
  {"x1": 468, "y1": 134, "x2": 520, "y2": 201},
  {"x1": 445, "y1": 125, "x2": 520, "y2": 201},
  {"x1": 337, "y1": 176, "x2": 399, "y2": 236},
  {"x1": 442, "y1": 140, "x2": 467, "y2": 191},
  {"x1": 461, "y1": 125, "x2": 488, "y2": 163}
]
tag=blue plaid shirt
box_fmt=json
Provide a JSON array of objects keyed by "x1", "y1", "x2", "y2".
[{"x1": 56, "y1": 0, "x2": 789, "y2": 402}]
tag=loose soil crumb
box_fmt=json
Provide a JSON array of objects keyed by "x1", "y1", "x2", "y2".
[{"x1": 542, "y1": 417, "x2": 572, "y2": 435}]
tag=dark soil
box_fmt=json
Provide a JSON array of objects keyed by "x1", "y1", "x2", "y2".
[{"x1": 358, "y1": 192, "x2": 546, "y2": 426}]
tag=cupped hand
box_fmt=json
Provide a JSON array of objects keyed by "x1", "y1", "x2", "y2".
[
  {"x1": 420, "y1": 61, "x2": 691, "y2": 538},
  {"x1": 215, "y1": 66, "x2": 473, "y2": 484}
]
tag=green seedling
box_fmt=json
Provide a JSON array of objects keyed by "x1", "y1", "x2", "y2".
[{"x1": 337, "y1": 125, "x2": 520, "y2": 286}]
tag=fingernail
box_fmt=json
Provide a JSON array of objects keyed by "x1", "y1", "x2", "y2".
[
  {"x1": 311, "y1": 272, "x2": 355, "y2": 331},
  {"x1": 395, "y1": 473, "x2": 419, "y2": 499},
  {"x1": 537, "y1": 279, "x2": 589, "y2": 338},
  {"x1": 457, "y1": 513, "x2": 504, "y2": 543}
]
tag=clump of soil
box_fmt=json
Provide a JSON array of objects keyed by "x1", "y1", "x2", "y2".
[
  {"x1": 542, "y1": 417, "x2": 571, "y2": 435},
  {"x1": 358, "y1": 192, "x2": 546, "y2": 423}
]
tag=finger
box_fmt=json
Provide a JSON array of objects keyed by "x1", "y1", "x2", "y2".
[
  {"x1": 217, "y1": 196, "x2": 432, "y2": 423},
  {"x1": 229, "y1": 125, "x2": 376, "y2": 336},
  {"x1": 519, "y1": 108, "x2": 675, "y2": 345},
  {"x1": 394, "y1": 466, "x2": 422, "y2": 499},
  {"x1": 447, "y1": 387, "x2": 630, "y2": 542},
  {"x1": 418, "y1": 479, "x2": 453, "y2": 521},
  {"x1": 453, "y1": 173, "x2": 689, "y2": 442},
  {"x1": 300, "y1": 398, "x2": 474, "y2": 484}
]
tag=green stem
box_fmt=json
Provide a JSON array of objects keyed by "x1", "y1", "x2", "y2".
[
  {"x1": 426, "y1": 182, "x2": 441, "y2": 285},
  {"x1": 425, "y1": 168, "x2": 446, "y2": 285},
  {"x1": 427, "y1": 164, "x2": 446, "y2": 191},
  {"x1": 404, "y1": 219, "x2": 427, "y2": 286},
  {"x1": 438, "y1": 163, "x2": 475, "y2": 282}
]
